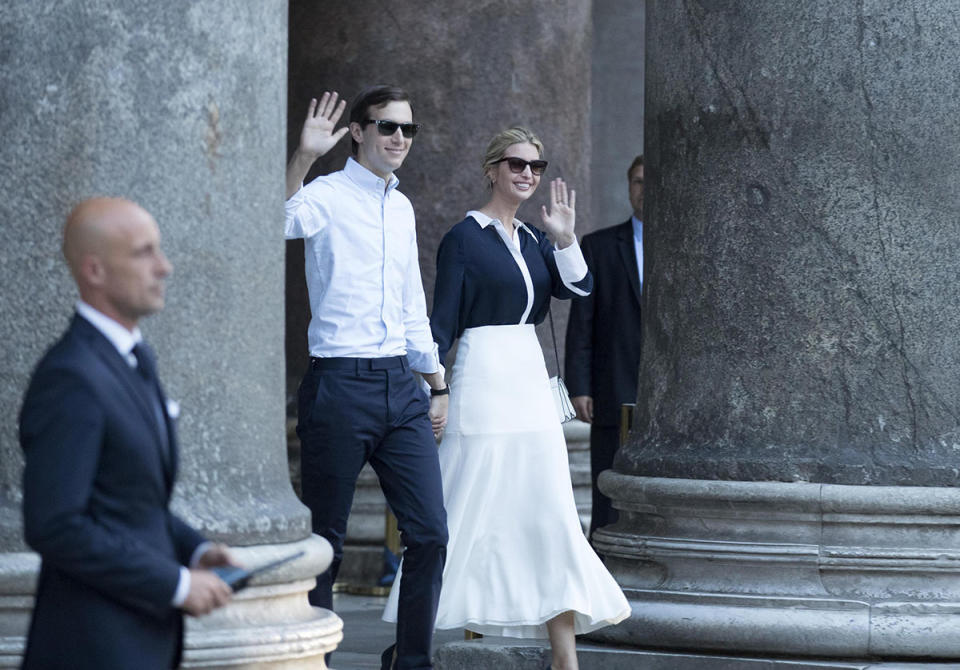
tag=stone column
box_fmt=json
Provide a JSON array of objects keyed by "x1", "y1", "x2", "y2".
[
  {"x1": 592, "y1": 1, "x2": 960, "y2": 663},
  {"x1": 590, "y1": 0, "x2": 645, "y2": 234},
  {"x1": 0, "y1": 2, "x2": 340, "y2": 667}
]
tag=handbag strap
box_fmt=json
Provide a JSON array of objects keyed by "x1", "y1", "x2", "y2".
[{"x1": 547, "y1": 305, "x2": 562, "y2": 375}]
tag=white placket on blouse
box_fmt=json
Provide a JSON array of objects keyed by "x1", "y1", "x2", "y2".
[{"x1": 489, "y1": 218, "x2": 536, "y2": 325}]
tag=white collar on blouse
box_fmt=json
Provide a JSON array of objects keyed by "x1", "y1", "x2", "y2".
[{"x1": 467, "y1": 210, "x2": 537, "y2": 242}]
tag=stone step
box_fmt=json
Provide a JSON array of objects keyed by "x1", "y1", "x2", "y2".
[{"x1": 433, "y1": 639, "x2": 960, "y2": 670}]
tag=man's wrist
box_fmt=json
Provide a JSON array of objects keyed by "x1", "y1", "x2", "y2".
[
  {"x1": 293, "y1": 147, "x2": 321, "y2": 165},
  {"x1": 430, "y1": 385, "x2": 449, "y2": 397}
]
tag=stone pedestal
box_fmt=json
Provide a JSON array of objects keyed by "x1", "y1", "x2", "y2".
[
  {"x1": 594, "y1": 1, "x2": 960, "y2": 664},
  {"x1": 593, "y1": 475, "x2": 960, "y2": 658},
  {"x1": 0, "y1": 2, "x2": 340, "y2": 667},
  {"x1": 182, "y1": 538, "x2": 340, "y2": 668}
]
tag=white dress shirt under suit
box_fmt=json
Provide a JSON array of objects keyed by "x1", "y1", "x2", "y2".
[{"x1": 632, "y1": 214, "x2": 643, "y2": 291}]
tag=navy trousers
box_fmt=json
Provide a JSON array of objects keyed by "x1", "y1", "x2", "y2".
[
  {"x1": 297, "y1": 356, "x2": 447, "y2": 670},
  {"x1": 588, "y1": 425, "x2": 621, "y2": 541}
]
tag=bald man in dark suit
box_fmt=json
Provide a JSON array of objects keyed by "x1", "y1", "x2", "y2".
[
  {"x1": 565, "y1": 156, "x2": 644, "y2": 541},
  {"x1": 19, "y1": 198, "x2": 235, "y2": 669}
]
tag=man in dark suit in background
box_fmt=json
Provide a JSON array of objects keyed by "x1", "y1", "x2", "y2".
[
  {"x1": 565, "y1": 155, "x2": 644, "y2": 541},
  {"x1": 19, "y1": 197, "x2": 235, "y2": 669}
]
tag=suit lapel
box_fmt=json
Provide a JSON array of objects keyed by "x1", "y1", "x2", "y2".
[
  {"x1": 616, "y1": 220, "x2": 643, "y2": 308},
  {"x1": 72, "y1": 316, "x2": 175, "y2": 486}
]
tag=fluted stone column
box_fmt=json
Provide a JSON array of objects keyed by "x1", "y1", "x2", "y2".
[
  {"x1": 0, "y1": 2, "x2": 340, "y2": 667},
  {"x1": 592, "y1": 1, "x2": 960, "y2": 664}
]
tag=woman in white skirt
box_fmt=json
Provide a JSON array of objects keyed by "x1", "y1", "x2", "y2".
[{"x1": 384, "y1": 127, "x2": 629, "y2": 670}]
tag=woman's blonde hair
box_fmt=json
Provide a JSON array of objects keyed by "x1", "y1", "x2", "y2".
[{"x1": 481, "y1": 127, "x2": 545, "y2": 187}]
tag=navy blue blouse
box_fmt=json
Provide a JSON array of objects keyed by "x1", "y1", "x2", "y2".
[{"x1": 430, "y1": 214, "x2": 594, "y2": 365}]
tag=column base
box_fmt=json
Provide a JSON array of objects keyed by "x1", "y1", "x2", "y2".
[
  {"x1": 434, "y1": 639, "x2": 960, "y2": 669},
  {"x1": 183, "y1": 534, "x2": 342, "y2": 669},
  {"x1": 0, "y1": 553, "x2": 38, "y2": 668},
  {"x1": 592, "y1": 473, "x2": 960, "y2": 659}
]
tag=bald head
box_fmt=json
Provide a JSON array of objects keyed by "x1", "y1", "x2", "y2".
[
  {"x1": 64, "y1": 198, "x2": 139, "y2": 276},
  {"x1": 63, "y1": 197, "x2": 173, "y2": 330}
]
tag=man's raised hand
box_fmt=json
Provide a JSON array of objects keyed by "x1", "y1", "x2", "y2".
[
  {"x1": 299, "y1": 91, "x2": 349, "y2": 159},
  {"x1": 286, "y1": 91, "x2": 349, "y2": 198}
]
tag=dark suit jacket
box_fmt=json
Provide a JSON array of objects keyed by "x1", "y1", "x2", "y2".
[
  {"x1": 565, "y1": 220, "x2": 643, "y2": 427},
  {"x1": 19, "y1": 314, "x2": 205, "y2": 670}
]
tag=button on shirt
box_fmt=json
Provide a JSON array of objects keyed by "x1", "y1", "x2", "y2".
[{"x1": 285, "y1": 158, "x2": 440, "y2": 374}]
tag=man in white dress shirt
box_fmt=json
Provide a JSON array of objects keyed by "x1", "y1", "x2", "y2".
[{"x1": 284, "y1": 87, "x2": 448, "y2": 670}]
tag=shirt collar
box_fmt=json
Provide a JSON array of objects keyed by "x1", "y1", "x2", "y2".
[
  {"x1": 631, "y1": 215, "x2": 643, "y2": 241},
  {"x1": 76, "y1": 300, "x2": 142, "y2": 359},
  {"x1": 344, "y1": 156, "x2": 399, "y2": 194},
  {"x1": 467, "y1": 210, "x2": 537, "y2": 241}
]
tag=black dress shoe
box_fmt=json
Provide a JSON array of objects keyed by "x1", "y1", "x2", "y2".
[{"x1": 380, "y1": 643, "x2": 397, "y2": 670}]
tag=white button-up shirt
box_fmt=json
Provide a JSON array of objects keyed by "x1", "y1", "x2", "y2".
[{"x1": 285, "y1": 158, "x2": 440, "y2": 374}]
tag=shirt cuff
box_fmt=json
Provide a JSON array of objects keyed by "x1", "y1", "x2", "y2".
[
  {"x1": 172, "y1": 566, "x2": 191, "y2": 607},
  {"x1": 171, "y1": 540, "x2": 213, "y2": 607},
  {"x1": 554, "y1": 240, "x2": 589, "y2": 284},
  {"x1": 407, "y1": 341, "x2": 442, "y2": 376},
  {"x1": 190, "y1": 541, "x2": 213, "y2": 568}
]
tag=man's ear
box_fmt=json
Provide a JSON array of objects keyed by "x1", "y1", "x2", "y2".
[
  {"x1": 80, "y1": 254, "x2": 106, "y2": 288},
  {"x1": 349, "y1": 122, "x2": 365, "y2": 147}
]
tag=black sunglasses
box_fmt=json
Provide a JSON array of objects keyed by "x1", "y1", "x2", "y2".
[
  {"x1": 361, "y1": 119, "x2": 421, "y2": 138},
  {"x1": 493, "y1": 157, "x2": 548, "y2": 176}
]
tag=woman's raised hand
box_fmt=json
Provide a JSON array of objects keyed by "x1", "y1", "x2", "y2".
[
  {"x1": 299, "y1": 91, "x2": 349, "y2": 159},
  {"x1": 540, "y1": 178, "x2": 576, "y2": 248}
]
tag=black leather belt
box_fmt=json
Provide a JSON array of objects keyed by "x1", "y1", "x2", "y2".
[{"x1": 309, "y1": 355, "x2": 408, "y2": 372}]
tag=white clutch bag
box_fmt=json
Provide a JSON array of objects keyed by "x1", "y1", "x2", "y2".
[{"x1": 550, "y1": 375, "x2": 577, "y2": 424}]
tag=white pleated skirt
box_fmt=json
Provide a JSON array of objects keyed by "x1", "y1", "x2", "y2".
[{"x1": 383, "y1": 324, "x2": 629, "y2": 638}]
